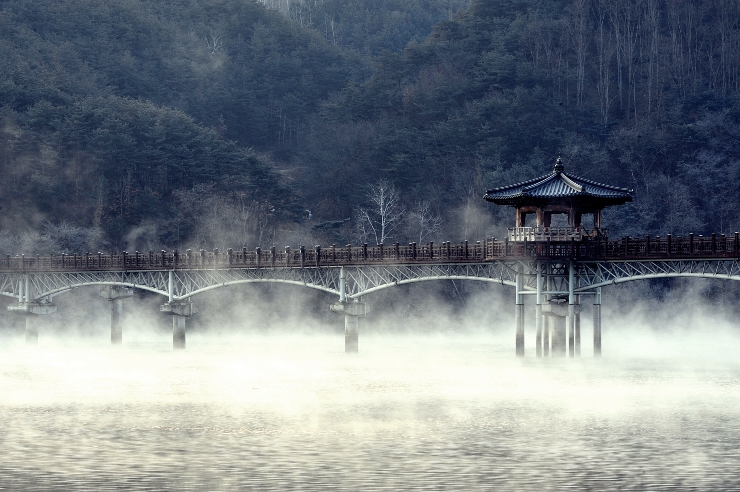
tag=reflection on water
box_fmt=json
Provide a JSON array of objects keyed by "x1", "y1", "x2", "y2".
[{"x1": 1, "y1": 333, "x2": 739, "y2": 490}]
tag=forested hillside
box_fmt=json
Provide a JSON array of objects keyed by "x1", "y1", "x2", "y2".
[
  {"x1": 298, "y1": 0, "x2": 740, "y2": 242},
  {"x1": 2, "y1": 0, "x2": 740, "y2": 254}
]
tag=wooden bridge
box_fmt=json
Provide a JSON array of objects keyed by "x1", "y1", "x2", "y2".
[
  {"x1": 3, "y1": 229, "x2": 740, "y2": 356},
  {"x1": 3, "y1": 158, "x2": 737, "y2": 356},
  {"x1": 2, "y1": 230, "x2": 739, "y2": 273}
]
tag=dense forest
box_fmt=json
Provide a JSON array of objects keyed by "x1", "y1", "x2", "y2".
[{"x1": 2, "y1": 0, "x2": 740, "y2": 255}]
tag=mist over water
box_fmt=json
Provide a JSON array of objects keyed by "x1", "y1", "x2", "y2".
[{"x1": 1, "y1": 286, "x2": 740, "y2": 490}]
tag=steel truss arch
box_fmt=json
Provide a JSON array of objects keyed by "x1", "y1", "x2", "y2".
[
  {"x1": 3, "y1": 259, "x2": 737, "y2": 304},
  {"x1": 342, "y1": 262, "x2": 525, "y2": 298},
  {"x1": 0, "y1": 261, "x2": 528, "y2": 302},
  {"x1": 0, "y1": 268, "x2": 343, "y2": 302},
  {"x1": 574, "y1": 259, "x2": 740, "y2": 292},
  {"x1": 0, "y1": 272, "x2": 173, "y2": 300}
]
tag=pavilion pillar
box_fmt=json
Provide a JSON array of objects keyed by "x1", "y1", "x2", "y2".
[
  {"x1": 574, "y1": 211, "x2": 582, "y2": 228},
  {"x1": 593, "y1": 287, "x2": 602, "y2": 357},
  {"x1": 516, "y1": 209, "x2": 525, "y2": 228},
  {"x1": 594, "y1": 210, "x2": 603, "y2": 229}
]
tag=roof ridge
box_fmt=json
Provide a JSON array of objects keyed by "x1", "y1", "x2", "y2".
[
  {"x1": 485, "y1": 173, "x2": 553, "y2": 193},
  {"x1": 559, "y1": 173, "x2": 584, "y2": 193},
  {"x1": 563, "y1": 172, "x2": 633, "y2": 193},
  {"x1": 521, "y1": 173, "x2": 558, "y2": 193}
]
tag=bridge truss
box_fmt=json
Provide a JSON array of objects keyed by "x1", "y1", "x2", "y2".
[{"x1": 2, "y1": 258, "x2": 740, "y2": 303}]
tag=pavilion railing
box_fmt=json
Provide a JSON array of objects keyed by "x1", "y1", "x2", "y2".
[
  {"x1": 1, "y1": 233, "x2": 739, "y2": 272},
  {"x1": 507, "y1": 227, "x2": 608, "y2": 242}
]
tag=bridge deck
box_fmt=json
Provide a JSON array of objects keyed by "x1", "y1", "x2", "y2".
[{"x1": 1, "y1": 233, "x2": 738, "y2": 273}]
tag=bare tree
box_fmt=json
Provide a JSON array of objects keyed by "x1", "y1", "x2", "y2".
[
  {"x1": 205, "y1": 32, "x2": 225, "y2": 55},
  {"x1": 408, "y1": 200, "x2": 441, "y2": 244},
  {"x1": 354, "y1": 180, "x2": 405, "y2": 245}
]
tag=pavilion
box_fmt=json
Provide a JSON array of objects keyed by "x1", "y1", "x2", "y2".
[
  {"x1": 484, "y1": 157, "x2": 632, "y2": 241},
  {"x1": 484, "y1": 157, "x2": 633, "y2": 357}
]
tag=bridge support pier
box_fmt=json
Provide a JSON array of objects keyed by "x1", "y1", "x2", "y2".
[
  {"x1": 8, "y1": 302, "x2": 57, "y2": 345},
  {"x1": 535, "y1": 261, "x2": 543, "y2": 357},
  {"x1": 515, "y1": 266, "x2": 524, "y2": 357},
  {"x1": 542, "y1": 262, "x2": 551, "y2": 357},
  {"x1": 574, "y1": 296, "x2": 581, "y2": 356},
  {"x1": 593, "y1": 288, "x2": 602, "y2": 357},
  {"x1": 99, "y1": 287, "x2": 133, "y2": 344},
  {"x1": 543, "y1": 301, "x2": 580, "y2": 357},
  {"x1": 568, "y1": 260, "x2": 576, "y2": 358},
  {"x1": 160, "y1": 301, "x2": 197, "y2": 349},
  {"x1": 551, "y1": 313, "x2": 567, "y2": 356},
  {"x1": 330, "y1": 301, "x2": 367, "y2": 353},
  {"x1": 568, "y1": 305, "x2": 575, "y2": 357}
]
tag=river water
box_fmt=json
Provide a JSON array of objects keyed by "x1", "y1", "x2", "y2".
[{"x1": 1, "y1": 331, "x2": 739, "y2": 491}]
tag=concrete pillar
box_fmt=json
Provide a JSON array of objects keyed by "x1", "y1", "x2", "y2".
[
  {"x1": 99, "y1": 286, "x2": 133, "y2": 344},
  {"x1": 551, "y1": 314, "x2": 567, "y2": 356},
  {"x1": 543, "y1": 261, "x2": 551, "y2": 357},
  {"x1": 330, "y1": 301, "x2": 367, "y2": 353},
  {"x1": 173, "y1": 316, "x2": 186, "y2": 349},
  {"x1": 543, "y1": 301, "x2": 578, "y2": 358},
  {"x1": 568, "y1": 304, "x2": 575, "y2": 357},
  {"x1": 111, "y1": 299, "x2": 123, "y2": 344},
  {"x1": 568, "y1": 260, "x2": 575, "y2": 358},
  {"x1": 535, "y1": 305, "x2": 542, "y2": 357},
  {"x1": 515, "y1": 265, "x2": 524, "y2": 357},
  {"x1": 515, "y1": 304, "x2": 524, "y2": 357},
  {"x1": 575, "y1": 296, "x2": 581, "y2": 357},
  {"x1": 8, "y1": 301, "x2": 57, "y2": 345},
  {"x1": 160, "y1": 301, "x2": 197, "y2": 349},
  {"x1": 535, "y1": 262, "x2": 543, "y2": 357},
  {"x1": 594, "y1": 287, "x2": 602, "y2": 357},
  {"x1": 25, "y1": 314, "x2": 38, "y2": 345},
  {"x1": 344, "y1": 314, "x2": 359, "y2": 352}
]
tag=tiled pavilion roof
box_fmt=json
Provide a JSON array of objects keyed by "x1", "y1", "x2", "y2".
[{"x1": 483, "y1": 158, "x2": 633, "y2": 207}]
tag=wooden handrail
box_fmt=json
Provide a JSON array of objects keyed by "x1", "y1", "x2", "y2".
[{"x1": 2, "y1": 233, "x2": 740, "y2": 272}]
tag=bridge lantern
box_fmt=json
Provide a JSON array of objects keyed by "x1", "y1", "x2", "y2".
[{"x1": 483, "y1": 157, "x2": 632, "y2": 241}]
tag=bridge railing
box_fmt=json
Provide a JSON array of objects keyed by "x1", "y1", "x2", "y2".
[
  {"x1": 2, "y1": 233, "x2": 740, "y2": 272},
  {"x1": 507, "y1": 226, "x2": 607, "y2": 242}
]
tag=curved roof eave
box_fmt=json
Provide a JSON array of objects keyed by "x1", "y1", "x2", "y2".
[{"x1": 483, "y1": 161, "x2": 632, "y2": 204}]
